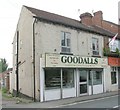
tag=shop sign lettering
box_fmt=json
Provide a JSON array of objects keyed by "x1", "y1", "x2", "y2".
[{"x1": 61, "y1": 56, "x2": 98, "y2": 64}]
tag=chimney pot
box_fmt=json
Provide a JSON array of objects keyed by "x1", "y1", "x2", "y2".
[
  {"x1": 92, "y1": 10, "x2": 103, "y2": 26},
  {"x1": 80, "y1": 12, "x2": 92, "y2": 19},
  {"x1": 80, "y1": 12, "x2": 93, "y2": 26}
]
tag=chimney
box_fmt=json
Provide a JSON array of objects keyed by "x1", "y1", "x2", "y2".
[
  {"x1": 92, "y1": 11, "x2": 103, "y2": 27},
  {"x1": 80, "y1": 12, "x2": 93, "y2": 26}
]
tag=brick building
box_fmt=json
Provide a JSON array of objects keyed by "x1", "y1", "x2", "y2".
[{"x1": 0, "y1": 68, "x2": 12, "y2": 91}]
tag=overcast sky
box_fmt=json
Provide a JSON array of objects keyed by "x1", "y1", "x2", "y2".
[{"x1": 0, "y1": 0, "x2": 120, "y2": 68}]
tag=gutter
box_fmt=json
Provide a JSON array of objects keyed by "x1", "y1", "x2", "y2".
[
  {"x1": 33, "y1": 18, "x2": 37, "y2": 102},
  {"x1": 16, "y1": 31, "x2": 19, "y2": 97}
]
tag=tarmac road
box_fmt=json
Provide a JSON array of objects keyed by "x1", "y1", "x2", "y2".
[
  {"x1": 2, "y1": 91, "x2": 119, "y2": 109},
  {"x1": 56, "y1": 95, "x2": 119, "y2": 109}
]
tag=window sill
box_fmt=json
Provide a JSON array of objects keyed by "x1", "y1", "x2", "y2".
[
  {"x1": 92, "y1": 55, "x2": 101, "y2": 58},
  {"x1": 111, "y1": 83, "x2": 118, "y2": 85},
  {"x1": 60, "y1": 52, "x2": 73, "y2": 55}
]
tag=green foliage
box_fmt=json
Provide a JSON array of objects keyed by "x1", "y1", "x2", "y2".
[
  {"x1": 103, "y1": 47, "x2": 110, "y2": 56},
  {"x1": 2, "y1": 87, "x2": 7, "y2": 93},
  {"x1": 0, "y1": 58, "x2": 8, "y2": 73},
  {"x1": 103, "y1": 47, "x2": 120, "y2": 57},
  {"x1": 116, "y1": 48, "x2": 120, "y2": 56}
]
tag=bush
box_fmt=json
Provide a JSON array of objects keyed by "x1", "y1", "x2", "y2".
[
  {"x1": 2, "y1": 87, "x2": 7, "y2": 93},
  {"x1": 116, "y1": 48, "x2": 120, "y2": 57},
  {"x1": 103, "y1": 47, "x2": 110, "y2": 56}
]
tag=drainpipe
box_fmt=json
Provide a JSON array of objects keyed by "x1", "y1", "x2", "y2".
[
  {"x1": 16, "y1": 31, "x2": 19, "y2": 97},
  {"x1": 33, "y1": 17, "x2": 37, "y2": 102}
]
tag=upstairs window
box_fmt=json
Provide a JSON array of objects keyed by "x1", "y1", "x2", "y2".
[
  {"x1": 92, "y1": 38, "x2": 99, "y2": 56},
  {"x1": 61, "y1": 32, "x2": 71, "y2": 53},
  {"x1": 109, "y1": 39, "x2": 120, "y2": 52}
]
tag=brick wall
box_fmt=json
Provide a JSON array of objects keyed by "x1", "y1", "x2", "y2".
[
  {"x1": 102, "y1": 21, "x2": 118, "y2": 33},
  {"x1": 92, "y1": 11, "x2": 103, "y2": 27},
  {"x1": 80, "y1": 11, "x2": 118, "y2": 34}
]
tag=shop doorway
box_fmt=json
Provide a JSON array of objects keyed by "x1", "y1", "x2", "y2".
[
  {"x1": 79, "y1": 69, "x2": 103, "y2": 96},
  {"x1": 79, "y1": 70, "x2": 88, "y2": 95}
]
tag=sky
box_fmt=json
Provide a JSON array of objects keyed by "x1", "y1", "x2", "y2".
[{"x1": 0, "y1": 0, "x2": 120, "y2": 68}]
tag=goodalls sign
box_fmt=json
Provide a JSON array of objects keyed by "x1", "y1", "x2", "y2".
[
  {"x1": 45, "y1": 54, "x2": 107, "y2": 68},
  {"x1": 61, "y1": 56, "x2": 98, "y2": 64}
]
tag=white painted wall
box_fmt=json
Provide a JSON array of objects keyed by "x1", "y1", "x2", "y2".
[
  {"x1": 104, "y1": 66, "x2": 118, "y2": 92},
  {"x1": 62, "y1": 88, "x2": 76, "y2": 98},
  {"x1": 35, "y1": 21, "x2": 104, "y2": 57},
  {"x1": 45, "y1": 89, "x2": 61, "y2": 101},
  {"x1": 93, "y1": 85, "x2": 103, "y2": 94},
  {"x1": 104, "y1": 66, "x2": 111, "y2": 92},
  {"x1": 12, "y1": 6, "x2": 35, "y2": 98}
]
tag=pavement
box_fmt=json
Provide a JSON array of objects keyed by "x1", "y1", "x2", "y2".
[{"x1": 2, "y1": 90, "x2": 119, "y2": 108}]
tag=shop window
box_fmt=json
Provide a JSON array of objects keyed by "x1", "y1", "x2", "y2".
[
  {"x1": 111, "y1": 67, "x2": 117, "y2": 84},
  {"x1": 45, "y1": 69, "x2": 61, "y2": 89},
  {"x1": 92, "y1": 38, "x2": 99, "y2": 56},
  {"x1": 61, "y1": 31, "x2": 71, "y2": 53},
  {"x1": 93, "y1": 71, "x2": 102, "y2": 85},
  {"x1": 45, "y1": 69, "x2": 74, "y2": 90},
  {"x1": 62, "y1": 69, "x2": 74, "y2": 88},
  {"x1": 79, "y1": 70, "x2": 87, "y2": 82},
  {"x1": 89, "y1": 71, "x2": 102, "y2": 85}
]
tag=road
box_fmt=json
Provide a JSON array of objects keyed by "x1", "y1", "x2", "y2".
[
  {"x1": 2, "y1": 93, "x2": 120, "y2": 109},
  {"x1": 56, "y1": 95, "x2": 119, "y2": 109}
]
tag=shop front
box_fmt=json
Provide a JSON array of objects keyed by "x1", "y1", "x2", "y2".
[{"x1": 40, "y1": 54, "x2": 108, "y2": 102}]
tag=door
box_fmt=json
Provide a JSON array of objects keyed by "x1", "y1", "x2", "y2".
[
  {"x1": 89, "y1": 70, "x2": 103, "y2": 95},
  {"x1": 79, "y1": 70, "x2": 88, "y2": 95}
]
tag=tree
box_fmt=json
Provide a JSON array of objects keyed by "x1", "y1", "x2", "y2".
[{"x1": 0, "y1": 58, "x2": 8, "y2": 73}]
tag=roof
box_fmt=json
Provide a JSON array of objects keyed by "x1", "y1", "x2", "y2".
[
  {"x1": 92, "y1": 25, "x2": 114, "y2": 37},
  {"x1": 104, "y1": 20, "x2": 118, "y2": 26},
  {"x1": 24, "y1": 6, "x2": 117, "y2": 37}
]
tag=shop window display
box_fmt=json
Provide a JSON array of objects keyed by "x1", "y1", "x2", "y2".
[
  {"x1": 62, "y1": 69, "x2": 74, "y2": 88},
  {"x1": 45, "y1": 69, "x2": 74, "y2": 90},
  {"x1": 45, "y1": 69, "x2": 61, "y2": 89},
  {"x1": 89, "y1": 70, "x2": 102, "y2": 85}
]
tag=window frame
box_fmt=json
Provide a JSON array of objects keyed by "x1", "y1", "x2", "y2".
[
  {"x1": 62, "y1": 69, "x2": 74, "y2": 88},
  {"x1": 92, "y1": 37, "x2": 99, "y2": 56},
  {"x1": 45, "y1": 68, "x2": 75, "y2": 90},
  {"x1": 109, "y1": 38, "x2": 120, "y2": 52},
  {"x1": 45, "y1": 69, "x2": 61, "y2": 90},
  {"x1": 111, "y1": 67, "x2": 118, "y2": 85},
  {"x1": 61, "y1": 31, "x2": 71, "y2": 53}
]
